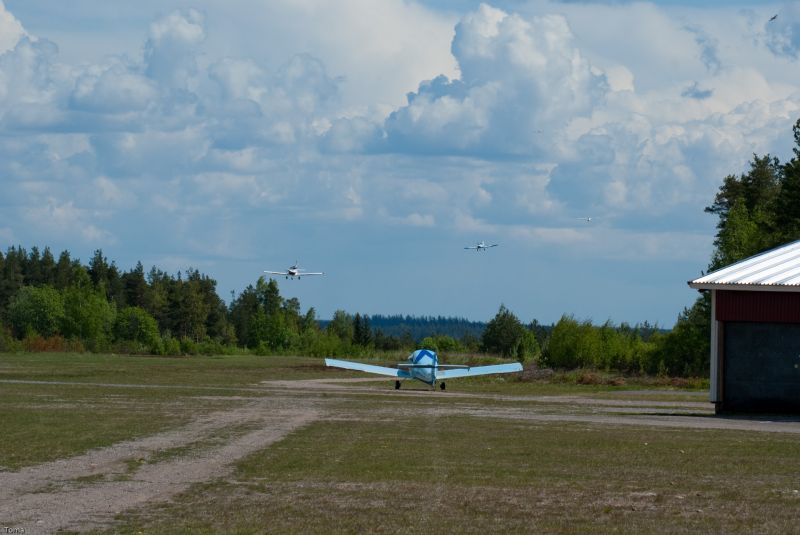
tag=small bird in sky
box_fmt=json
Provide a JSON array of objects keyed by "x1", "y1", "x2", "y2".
[{"x1": 769, "y1": 14, "x2": 778, "y2": 22}]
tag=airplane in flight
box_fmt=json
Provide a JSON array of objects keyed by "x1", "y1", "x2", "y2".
[
  {"x1": 464, "y1": 241, "x2": 499, "y2": 252},
  {"x1": 264, "y1": 262, "x2": 324, "y2": 280},
  {"x1": 576, "y1": 217, "x2": 592, "y2": 223},
  {"x1": 325, "y1": 349, "x2": 523, "y2": 391}
]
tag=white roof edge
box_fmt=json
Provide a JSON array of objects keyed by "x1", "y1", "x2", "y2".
[
  {"x1": 687, "y1": 282, "x2": 800, "y2": 292},
  {"x1": 689, "y1": 239, "x2": 800, "y2": 288}
]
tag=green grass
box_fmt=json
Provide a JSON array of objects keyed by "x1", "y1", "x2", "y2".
[
  {"x1": 108, "y1": 417, "x2": 800, "y2": 534},
  {"x1": 7, "y1": 351, "x2": 791, "y2": 534},
  {"x1": 0, "y1": 399, "x2": 180, "y2": 470},
  {"x1": 0, "y1": 352, "x2": 338, "y2": 386}
]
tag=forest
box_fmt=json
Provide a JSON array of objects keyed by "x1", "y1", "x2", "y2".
[{"x1": 3, "y1": 119, "x2": 800, "y2": 377}]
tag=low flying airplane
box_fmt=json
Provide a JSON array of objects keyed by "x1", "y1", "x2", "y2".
[
  {"x1": 325, "y1": 349, "x2": 523, "y2": 391},
  {"x1": 464, "y1": 241, "x2": 499, "y2": 252},
  {"x1": 264, "y1": 262, "x2": 324, "y2": 280}
]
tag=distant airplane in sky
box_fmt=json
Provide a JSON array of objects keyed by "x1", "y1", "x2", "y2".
[
  {"x1": 464, "y1": 241, "x2": 499, "y2": 251},
  {"x1": 325, "y1": 349, "x2": 523, "y2": 391},
  {"x1": 576, "y1": 217, "x2": 592, "y2": 222},
  {"x1": 264, "y1": 261, "x2": 324, "y2": 280},
  {"x1": 769, "y1": 14, "x2": 778, "y2": 22}
]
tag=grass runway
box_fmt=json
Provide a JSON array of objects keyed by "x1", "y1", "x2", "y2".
[{"x1": 1, "y1": 353, "x2": 799, "y2": 534}]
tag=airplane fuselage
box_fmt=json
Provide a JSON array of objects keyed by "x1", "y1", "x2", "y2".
[{"x1": 407, "y1": 349, "x2": 438, "y2": 385}]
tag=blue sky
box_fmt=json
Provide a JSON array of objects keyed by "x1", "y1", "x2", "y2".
[{"x1": 0, "y1": 0, "x2": 797, "y2": 327}]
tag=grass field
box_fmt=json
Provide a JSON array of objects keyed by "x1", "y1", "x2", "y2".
[{"x1": 2, "y1": 352, "x2": 799, "y2": 534}]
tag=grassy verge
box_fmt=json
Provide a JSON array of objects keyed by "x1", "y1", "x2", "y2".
[
  {"x1": 0, "y1": 352, "x2": 339, "y2": 386},
  {"x1": 108, "y1": 416, "x2": 800, "y2": 534},
  {"x1": 1, "y1": 399, "x2": 180, "y2": 470}
]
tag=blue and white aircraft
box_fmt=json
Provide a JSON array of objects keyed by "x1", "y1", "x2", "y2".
[
  {"x1": 464, "y1": 241, "x2": 498, "y2": 252},
  {"x1": 325, "y1": 349, "x2": 523, "y2": 391},
  {"x1": 264, "y1": 261, "x2": 324, "y2": 280}
]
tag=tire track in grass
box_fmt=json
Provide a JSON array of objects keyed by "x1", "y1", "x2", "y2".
[{"x1": 0, "y1": 396, "x2": 320, "y2": 533}]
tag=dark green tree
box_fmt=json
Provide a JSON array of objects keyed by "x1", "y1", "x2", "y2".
[
  {"x1": 774, "y1": 119, "x2": 800, "y2": 242},
  {"x1": 327, "y1": 309, "x2": 354, "y2": 343},
  {"x1": 481, "y1": 304, "x2": 538, "y2": 360}
]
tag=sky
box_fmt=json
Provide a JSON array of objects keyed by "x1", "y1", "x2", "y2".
[{"x1": 0, "y1": 0, "x2": 797, "y2": 327}]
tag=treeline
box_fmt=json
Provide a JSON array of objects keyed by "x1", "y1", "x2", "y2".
[
  {"x1": 0, "y1": 245, "x2": 676, "y2": 372},
  {"x1": 0, "y1": 247, "x2": 529, "y2": 358},
  {"x1": 362, "y1": 315, "x2": 487, "y2": 342},
  {"x1": 0, "y1": 248, "x2": 234, "y2": 354},
  {"x1": 542, "y1": 315, "x2": 701, "y2": 376}
]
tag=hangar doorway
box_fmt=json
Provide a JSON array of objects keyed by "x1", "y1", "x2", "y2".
[{"x1": 723, "y1": 322, "x2": 800, "y2": 412}]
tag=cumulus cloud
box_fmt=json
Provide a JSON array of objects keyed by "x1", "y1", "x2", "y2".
[
  {"x1": 381, "y1": 4, "x2": 607, "y2": 156},
  {"x1": 685, "y1": 25, "x2": 722, "y2": 74},
  {"x1": 70, "y1": 62, "x2": 157, "y2": 113},
  {"x1": 0, "y1": 1, "x2": 25, "y2": 53},
  {"x1": 764, "y1": 5, "x2": 800, "y2": 59},
  {"x1": 144, "y1": 8, "x2": 205, "y2": 88}
]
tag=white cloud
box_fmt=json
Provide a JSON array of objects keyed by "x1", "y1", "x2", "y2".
[
  {"x1": 144, "y1": 9, "x2": 205, "y2": 88},
  {"x1": 70, "y1": 62, "x2": 157, "y2": 113},
  {"x1": 764, "y1": 4, "x2": 800, "y2": 59},
  {"x1": 0, "y1": 1, "x2": 25, "y2": 54},
  {"x1": 24, "y1": 197, "x2": 115, "y2": 244},
  {"x1": 381, "y1": 5, "x2": 607, "y2": 156}
]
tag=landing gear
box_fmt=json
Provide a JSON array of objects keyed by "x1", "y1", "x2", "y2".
[
  {"x1": 440, "y1": 382, "x2": 446, "y2": 391},
  {"x1": 395, "y1": 380, "x2": 401, "y2": 390}
]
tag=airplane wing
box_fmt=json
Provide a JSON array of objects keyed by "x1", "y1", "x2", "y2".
[
  {"x1": 435, "y1": 362, "x2": 523, "y2": 380},
  {"x1": 299, "y1": 272, "x2": 324, "y2": 276},
  {"x1": 264, "y1": 270, "x2": 288, "y2": 275},
  {"x1": 325, "y1": 358, "x2": 411, "y2": 378},
  {"x1": 488, "y1": 244, "x2": 499, "y2": 248},
  {"x1": 464, "y1": 246, "x2": 477, "y2": 250}
]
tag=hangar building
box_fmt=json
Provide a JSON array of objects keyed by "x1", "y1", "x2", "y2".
[{"x1": 689, "y1": 240, "x2": 800, "y2": 413}]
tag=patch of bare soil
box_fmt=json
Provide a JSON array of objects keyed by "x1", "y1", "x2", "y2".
[{"x1": 0, "y1": 395, "x2": 320, "y2": 533}]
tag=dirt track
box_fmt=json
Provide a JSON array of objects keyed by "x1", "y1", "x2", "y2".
[
  {"x1": 3, "y1": 377, "x2": 800, "y2": 533},
  {"x1": 1, "y1": 393, "x2": 319, "y2": 533}
]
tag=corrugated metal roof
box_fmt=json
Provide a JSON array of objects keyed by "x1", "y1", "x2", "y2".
[{"x1": 688, "y1": 239, "x2": 800, "y2": 291}]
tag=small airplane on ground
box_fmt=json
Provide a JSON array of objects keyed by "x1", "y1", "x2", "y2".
[
  {"x1": 325, "y1": 349, "x2": 523, "y2": 391},
  {"x1": 464, "y1": 241, "x2": 499, "y2": 252},
  {"x1": 264, "y1": 262, "x2": 324, "y2": 280}
]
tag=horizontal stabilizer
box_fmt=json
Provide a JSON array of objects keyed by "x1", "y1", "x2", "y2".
[
  {"x1": 325, "y1": 358, "x2": 410, "y2": 378},
  {"x1": 435, "y1": 362, "x2": 523, "y2": 380},
  {"x1": 397, "y1": 363, "x2": 470, "y2": 369}
]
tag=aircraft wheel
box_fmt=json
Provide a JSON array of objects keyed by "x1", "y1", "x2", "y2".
[
  {"x1": 440, "y1": 382, "x2": 446, "y2": 391},
  {"x1": 395, "y1": 380, "x2": 401, "y2": 390}
]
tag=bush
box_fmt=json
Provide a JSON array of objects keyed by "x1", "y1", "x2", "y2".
[
  {"x1": 164, "y1": 336, "x2": 182, "y2": 356},
  {"x1": 0, "y1": 327, "x2": 21, "y2": 352},
  {"x1": 7, "y1": 286, "x2": 65, "y2": 338},
  {"x1": 21, "y1": 334, "x2": 83, "y2": 353},
  {"x1": 114, "y1": 306, "x2": 161, "y2": 349}
]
